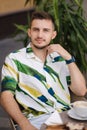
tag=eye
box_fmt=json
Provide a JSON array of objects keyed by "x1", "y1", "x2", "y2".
[
  {"x1": 44, "y1": 28, "x2": 50, "y2": 32},
  {"x1": 32, "y1": 28, "x2": 39, "y2": 32}
]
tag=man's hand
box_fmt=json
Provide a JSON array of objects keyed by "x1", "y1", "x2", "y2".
[
  {"x1": 21, "y1": 123, "x2": 38, "y2": 130},
  {"x1": 17, "y1": 114, "x2": 38, "y2": 130},
  {"x1": 47, "y1": 44, "x2": 71, "y2": 60}
]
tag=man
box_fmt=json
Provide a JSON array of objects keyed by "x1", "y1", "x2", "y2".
[{"x1": 0, "y1": 11, "x2": 86, "y2": 130}]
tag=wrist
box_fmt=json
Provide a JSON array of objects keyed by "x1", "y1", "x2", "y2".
[
  {"x1": 66, "y1": 56, "x2": 75, "y2": 64},
  {"x1": 18, "y1": 116, "x2": 29, "y2": 128}
]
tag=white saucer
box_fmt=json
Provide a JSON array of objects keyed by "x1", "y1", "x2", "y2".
[{"x1": 67, "y1": 108, "x2": 87, "y2": 120}]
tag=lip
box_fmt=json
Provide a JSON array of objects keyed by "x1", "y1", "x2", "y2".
[{"x1": 36, "y1": 39, "x2": 44, "y2": 43}]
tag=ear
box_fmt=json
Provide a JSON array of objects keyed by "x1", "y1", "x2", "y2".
[
  {"x1": 52, "y1": 31, "x2": 57, "y2": 40},
  {"x1": 27, "y1": 28, "x2": 31, "y2": 37}
]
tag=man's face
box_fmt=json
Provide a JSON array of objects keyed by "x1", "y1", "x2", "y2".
[{"x1": 28, "y1": 19, "x2": 57, "y2": 49}]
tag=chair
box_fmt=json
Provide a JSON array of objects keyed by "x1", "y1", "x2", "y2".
[{"x1": 10, "y1": 118, "x2": 17, "y2": 130}]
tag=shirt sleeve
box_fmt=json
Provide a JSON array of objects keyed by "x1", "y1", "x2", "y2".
[
  {"x1": 63, "y1": 63, "x2": 71, "y2": 86},
  {"x1": 1, "y1": 54, "x2": 18, "y2": 94}
]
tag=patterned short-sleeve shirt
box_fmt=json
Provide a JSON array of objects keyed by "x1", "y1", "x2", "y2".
[{"x1": 1, "y1": 43, "x2": 71, "y2": 118}]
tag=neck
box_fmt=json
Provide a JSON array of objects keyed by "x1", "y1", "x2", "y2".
[{"x1": 31, "y1": 45, "x2": 47, "y2": 62}]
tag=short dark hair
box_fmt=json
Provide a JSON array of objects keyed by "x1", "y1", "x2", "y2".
[{"x1": 30, "y1": 11, "x2": 56, "y2": 30}]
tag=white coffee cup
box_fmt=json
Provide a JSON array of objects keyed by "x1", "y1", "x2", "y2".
[{"x1": 72, "y1": 101, "x2": 87, "y2": 118}]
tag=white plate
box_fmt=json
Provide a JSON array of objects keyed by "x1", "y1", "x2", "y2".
[{"x1": 67, "y1": 108, "x2": 87, "y2": 120}]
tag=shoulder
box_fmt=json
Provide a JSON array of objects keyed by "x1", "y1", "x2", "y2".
[
  {"x1": 7, "y1": 47, "x2": 26, "y2": 58},
  {"x1": 4, "y1": 47, "x2": 26, "y2": 64}
]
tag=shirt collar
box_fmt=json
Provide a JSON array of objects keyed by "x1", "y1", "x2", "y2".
[
  {"x1": 26, "y1": 43, "x2": 63, "y2": 62},
  {"x1": 47, "y1": 52, "x2": 60, "y2": 62},
  {"x1": 26, "y1": 43, "x2": 43, "y2": 62},
  {"x1": 26, "y1": 43, "x2": 36, "y2": 59}
]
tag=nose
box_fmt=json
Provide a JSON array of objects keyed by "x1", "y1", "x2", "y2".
[{"x1": 38, "y1": 30, "x2": 43, "y2": 37}]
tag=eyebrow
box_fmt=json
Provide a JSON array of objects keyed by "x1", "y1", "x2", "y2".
[{"x1": 31, "y1": 27, "x2": 52, "y2": 31}]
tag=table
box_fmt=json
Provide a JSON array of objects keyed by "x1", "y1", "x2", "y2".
[{"x1": 40, "y1": 111, "x2": 87, "y2": 130}]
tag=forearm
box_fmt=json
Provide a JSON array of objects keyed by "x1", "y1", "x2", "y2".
[
  {"x1": 68, "y1": 62, "x2": 86, "y2": 96},
  {"x1": 47, "y1": 44, "x2": 87, "y2": 96},
  {"x1": 0, "y1": 91, "x2": 37, "y2": 130}
]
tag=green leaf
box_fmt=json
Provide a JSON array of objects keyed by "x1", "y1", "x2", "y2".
[{"x1": 14, "y1": 24, "x2": 28, "y2": 33}]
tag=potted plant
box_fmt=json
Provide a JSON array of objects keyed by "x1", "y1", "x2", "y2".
[{"x1": 15, "y1": 0, "x2": 87, "y2": 74}]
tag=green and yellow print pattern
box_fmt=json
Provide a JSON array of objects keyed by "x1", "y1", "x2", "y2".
[{"x1": 1, "y1": 44, "x2": 71, "y2": 116}]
